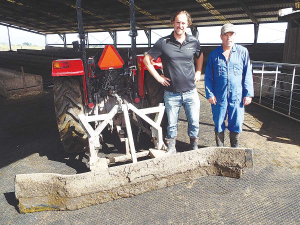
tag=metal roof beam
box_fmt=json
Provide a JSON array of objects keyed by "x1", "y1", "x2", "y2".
[
  {"x1": 0, "y1": 22, "x2": 45, "y2": 35},
  {"x1": 117, "y1": 0, "x2": 172, "y2": 28},
  {"x1": 144, "y1": 29, "x2": 151, "y2": 47},
  {"x1": 58, "y1": 34, "x2": 67, "y2": 47},
  {"x1": 236, "y1": 0, "x2": 258, "y2": 24},
  {"x1": 0, "y1": 0, "x2": 295, "y2": 34},
  {"x1": 254, "y1": 23, "x2": 259, "y2": 44},
  {"x1": 109, "y1": 31, "x2": 117, "y2": 47},
  {"x1": 139, "y1": 0, "x2": 173, "y2": 14},
  {"x1": 191, "y1": 14, "x2": 277, "y2": 24},
  {"x1": 196, "y1": 0, "x2": 231, "y2": 24}
]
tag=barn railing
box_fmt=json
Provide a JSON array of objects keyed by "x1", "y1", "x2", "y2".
[{"x1": 251, "y1": 61, "x2": 300, "y2": 122}]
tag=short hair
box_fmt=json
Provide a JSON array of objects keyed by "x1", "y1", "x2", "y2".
[{"x1": 170, "y1": 10, "x2": 193, "y2": 27}]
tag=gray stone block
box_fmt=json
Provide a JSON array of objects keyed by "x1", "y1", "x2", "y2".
[
  {"x1": 15, "y1": 147, "x2": 253, "y2": 213},
  {"x1": 0, "y1": 68, "x2": 43, "y2": 98}
]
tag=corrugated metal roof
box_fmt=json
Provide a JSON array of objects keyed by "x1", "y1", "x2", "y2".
[{"x1": 0, "y1": 0, "x2": 296, "y2": 34}]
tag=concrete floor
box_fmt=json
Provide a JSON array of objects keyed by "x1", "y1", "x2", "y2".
[{"x1": 0, "y1": 82, "x2": 299, "y2": 224}]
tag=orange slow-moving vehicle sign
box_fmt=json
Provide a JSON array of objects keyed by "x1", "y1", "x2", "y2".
[{"x1": 98, "y1": 45, "x2": 124, "y2": 70}]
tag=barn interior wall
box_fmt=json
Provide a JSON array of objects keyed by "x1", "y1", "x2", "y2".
[
  {"x1": 283, "y1": 27, "x2": 300, "y2": 64},
  {"x1": 0, "y1": 43, "x2": 284, "y2": 82}
]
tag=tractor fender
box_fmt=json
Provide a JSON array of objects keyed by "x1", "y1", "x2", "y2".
[
  {"x1": 52, "y1": 58, "x2": 89, "y2": 106},
  {"x1": 52, "y1": 58, "x2": 85, "y2": 77},
  {"x1": 137, "y1": 55, "x2": 162, "y2": 98}
]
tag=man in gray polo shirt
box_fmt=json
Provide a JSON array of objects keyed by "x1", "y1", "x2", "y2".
[{"x1": 143, "y1": 10, "x2": 203, "y2": 154}]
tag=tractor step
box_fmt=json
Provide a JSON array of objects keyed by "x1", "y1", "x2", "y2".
[{"x1": 15, "y1": 147, "x2": 253, "y2": 213}]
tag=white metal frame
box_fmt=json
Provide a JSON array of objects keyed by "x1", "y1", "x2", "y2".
[
  {"x1": 252, "y1": 60, "x2": 300, "y2": 122},
  {"x1": 79, "y1": 95, "x2": 166, "y2": 170}
]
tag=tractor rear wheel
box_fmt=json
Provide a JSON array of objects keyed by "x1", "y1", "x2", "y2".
[
  {"x1": 144, "y1": 71, "x2": 168, "y2": 138},
  {"x1": 144, "y1": 71, "x2": 164, "y2": 107},
  {"x1": 53, "y1": 76, "x2": 88, "y2": 153}
]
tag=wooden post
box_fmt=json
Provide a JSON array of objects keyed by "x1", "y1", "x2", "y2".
[
  {"x1": 21, "y1": 67, "x2": 27, "y2": 92},
  {"x1": 7, "y1": 26, "x2": 12, "y2": 51}
]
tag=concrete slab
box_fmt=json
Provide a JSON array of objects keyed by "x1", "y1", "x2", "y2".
[
  {"x1": 15, "y1": 147, "x2": 253, "y2": 213},
  {"x1": 90, "y1": 158, "x2": 109, "y2": 171},
  {"x1": 0, "y1": 68, "x2": 43, "y2": 98},
  {"x1": 149, "y1": 148, "x2": 167, "y2": 158}
]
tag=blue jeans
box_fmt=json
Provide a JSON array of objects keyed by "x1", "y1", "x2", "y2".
[{"x1": 164, "y1": 88, "x2": 200, "y2": 139}]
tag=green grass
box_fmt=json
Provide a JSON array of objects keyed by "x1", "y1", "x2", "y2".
[{"x1": 0, "y1": 44, "x2": 44, "y2": 51}]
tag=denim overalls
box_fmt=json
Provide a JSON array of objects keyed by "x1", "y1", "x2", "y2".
[{"x1": 205, "y1": 44, "x2": 254, "y2": 133}]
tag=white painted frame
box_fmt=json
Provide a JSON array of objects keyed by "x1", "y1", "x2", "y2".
[{"x1": 79, "y1": 100, "x2": 165, "y2": 170}]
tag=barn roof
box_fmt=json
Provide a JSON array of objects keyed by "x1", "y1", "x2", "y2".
[{"x1": 0, "y1": 0, "x2": 297, "y2": 35}]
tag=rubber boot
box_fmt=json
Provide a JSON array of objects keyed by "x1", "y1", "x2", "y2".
[
  {"x1": 190, "y1": 137, "x2": 198, "y2": 150},
  {"x1": 230, "y1": 132, "x2": 240, "y2": 148},
  {"x1": 215, "y1": 130, "x2": 224, "y2": 147},
  {"x1": 165, "y1": 138, "x2": 176, "y2": 154}
]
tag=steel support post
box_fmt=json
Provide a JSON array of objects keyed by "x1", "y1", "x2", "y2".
[
  {"x1": 109, "y1": 31, "x2": 117, "y2": 48},
  {"x1": 58, "y1": 34, "x2": 67, "y2": 47},
  {"x1": 129, "y1": 0, "x2": 137, "y2": 67},
  {"x1": 86, "y1": 32, "x2": 89, "y2": 48},
  {"x1": 7, "y1": 26, "x2": 12, "y2": 51},
  {"x1": 254, "y1": 23, "x2": 259, "y2": 44},
  {"x1": 272, "y1": 66, "x2": 279, "y2": 109},
  {"x1": 64, "y1": 34, "x2": 67, "y2": 47},
  {"x1": 191, "y1": 26, "x2": 199, "y2": 39},
  {"x1": 45, "y1": 34, "x2": 47, "y2": 47},
  {"x1": 288, "y1": 66, "x2": 296, "y2": 116},
  {"x1": 259, "y1": 63, "x2": 264, "y2": 104},
  {"x1": 144, "y1": 29, "x2": 151, "y2": 47},
  {"x1": 76, "y1": 0, "x2": 92, "y2": 103}
]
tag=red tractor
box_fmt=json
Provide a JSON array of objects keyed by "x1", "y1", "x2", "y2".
[{"x1": 51, "y1": 0, "x2": 165, "y2": 169}]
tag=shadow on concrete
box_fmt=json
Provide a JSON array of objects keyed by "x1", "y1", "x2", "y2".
[
  {"x1": 0, "y1": 87, "x2": 158, "y2": 173},
  {"x1": 0, "y1": 89, "x2": 89, "y2": 173},
  {"x1": 245, "y1": 103, "x2": 300, "y2": 146},
  {"x1": 1, "y1": 82, "x2": 299, "y2": 174},
  {"x1": 4, "y1": 192, "x2": 19, "y2": 213}
]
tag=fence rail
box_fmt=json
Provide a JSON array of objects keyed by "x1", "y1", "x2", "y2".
[{"x1": 251, "y1": 61, "x2": 300, "y2": 122}]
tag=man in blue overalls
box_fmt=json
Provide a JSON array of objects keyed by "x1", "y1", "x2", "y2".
[{"x1": 205, "y1": 23, "x2": 254, "y2": 147}]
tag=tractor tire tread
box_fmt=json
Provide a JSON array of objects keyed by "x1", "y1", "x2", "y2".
[{"x1": 53, "y1": 76, "x2": 88, "y2": 153}]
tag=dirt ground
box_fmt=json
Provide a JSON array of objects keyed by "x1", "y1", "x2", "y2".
[
  {"x1": 0, "y1": 80, "x2": 299, "y2": 224},
  {"x1": 0, "y1": 81, "x2": 299, "y2": 171},
  {"x1": 195, "y1": 81, "x2": 300, "y2": 170}
]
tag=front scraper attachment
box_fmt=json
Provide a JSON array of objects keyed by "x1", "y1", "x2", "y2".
[
  {"x1": 78, "y1": 93, "x2": 167, "y2": 170},
  {"x1": 15, "y1": 147, "x2": 253, "y2": 213}
]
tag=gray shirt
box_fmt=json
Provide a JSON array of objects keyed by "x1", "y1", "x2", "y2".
[{"x1": 148, "y1": 31, "x2": 202, "y2": 92}]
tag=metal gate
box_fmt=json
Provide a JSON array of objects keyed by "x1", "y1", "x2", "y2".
[{"x1": 251, "y1": 61, "x2": 300, "y2": 122}]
